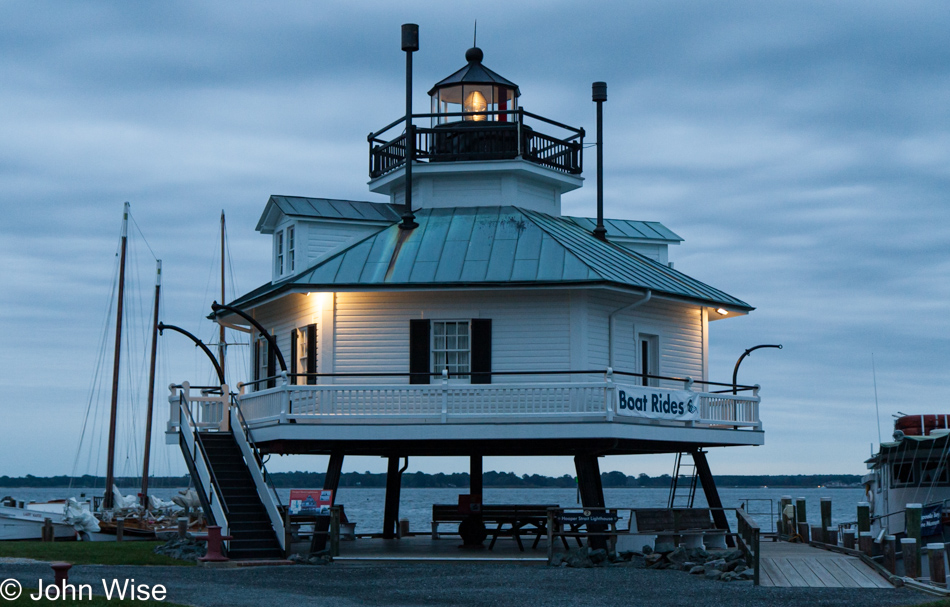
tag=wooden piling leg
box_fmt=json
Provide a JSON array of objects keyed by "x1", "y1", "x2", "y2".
[
  {"x1": 795, "y1": 497, "x2": 807, "y2": 531},
  {"x1": 902, "y1": 538, "x2": 920, "y2": 579},
  {"x1": 825, "y1": 527, "x2": 838, "y2": 546},
  {"x1": 797, "y1": 522, "x2": 810, "y2": 542},
  {"x1": 906, "y1": 504, "x2": 922, "y2": 575},
  {"x1": 574, "y1": 454, "x2": 606, "y2": 550},
  {"x1": 859, "y1": 531, "x2": 874, "y2": 556},
  {"x1": 883, "y1": 535, "x2": 897, "y2": 574},
  {"x1": 819, "y1": 497, "x2": 832, "y2": 544},
  {"x1": 857, "y1": 502, "x2": 870, "y2": 534},
  {"x1": 312, "y1": 452, "x2": 344, "y2": 553},
  {"x1": 382, "y1": 456, "x2": 402, "y2": 540},
  {"x1": 779, "y1": 496, "x2": 792, "y2": 538},
  {"x1": 842, "y1": 528, "x2": 856, "y2": 550},
  {"x1": 115, "y1": 518, "x2": 124, "y2": 542},
  {"x1": 928, "y1": 543, "x2": 946, "y2": 586},
  {"x1": 42, "y1": 518, "x2": 53, "y2": 542},
  {"x1": 691, "y1": 450, "x2": 734, "y2": 547}
]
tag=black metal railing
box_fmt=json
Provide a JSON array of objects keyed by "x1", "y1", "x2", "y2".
[{"x1": 368, "y1": 109, "x2": 584, "y2": 179}]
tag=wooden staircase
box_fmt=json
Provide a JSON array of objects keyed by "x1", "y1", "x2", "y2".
[{"x1": 197, "y1": 432, "x2": 283, "y2": 560}]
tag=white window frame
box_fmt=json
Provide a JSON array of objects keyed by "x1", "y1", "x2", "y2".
[
  {"x1": 637, "y1": 332, "x2": 660, "y2": 387},
  {"x1": 255, "y1": 333, "x2": 270, "y2": 391},
  {"x1": 431, "y1": 320, "x2": 471, "y2": 382},
  {"x1": 276, "y1": 230, "x2": 284, "y2": 276},
  {"x1": 296, "y1": 326, "x2": 308, "y2": 385},
  {"x1": 287, "y1": 226, "x2": 295, "y2": 273}
]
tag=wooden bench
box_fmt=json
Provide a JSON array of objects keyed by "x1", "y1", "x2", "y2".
[
  {"x1": 432, "y1": 504, "x2": 558, "y2": 551},
  {"x1": 632, "y1": 508, "x2": 725, "y2": 549}
]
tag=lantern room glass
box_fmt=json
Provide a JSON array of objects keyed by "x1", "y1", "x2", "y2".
[{"x1": 431, "y1": 85, "x2": 517, "y2": 126}]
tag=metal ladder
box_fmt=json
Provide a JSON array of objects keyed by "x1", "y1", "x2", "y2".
[{"x1": 668, "y1": 452, "x2": 698, "y2": 508}]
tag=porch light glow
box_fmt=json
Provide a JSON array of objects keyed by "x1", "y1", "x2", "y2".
[
  {"x1": 716, "y1": 308, "x2": 728, "y2": 316},
  {"x1": 464, "y1": 90, "x2": 487, "y2": 121}
]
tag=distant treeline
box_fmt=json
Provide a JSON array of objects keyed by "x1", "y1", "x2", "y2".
[{"x1": 0, "y1": 472, "x2": 863, "y2": 489}]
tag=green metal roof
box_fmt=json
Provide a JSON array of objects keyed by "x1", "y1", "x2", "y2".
[
  {"x1": 565, "y1": 216, "x2": 683, "y2": 242},
  {"x1": 230, "y1": 206, "x2": 752, "y2": 312},
  {"x1": 256, "y1": 196, "x2": 400, "y2": 233}
]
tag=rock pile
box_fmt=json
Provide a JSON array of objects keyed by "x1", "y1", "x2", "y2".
[
  {"x1": 549, "y1": 544, "x2": 754, "y2": 582},
  {"x1": 153, "y1": 537, "x2": 207, "y2": 562},
  {"x1": 548, "y1": 547, "x2": 639, "y2": 568},
  {"x1": 288, "y1": 553, "x2": 332, "y2": 566},
  {"x1": 645, "y1": 545, "x2": 754, "y2": 582}
]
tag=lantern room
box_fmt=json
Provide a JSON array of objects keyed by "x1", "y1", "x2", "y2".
[{"x1": 428, "y1": 47, "x2": 520, "y2": 125}]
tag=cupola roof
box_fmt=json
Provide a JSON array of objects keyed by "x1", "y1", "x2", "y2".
[{"x1": 427, "y1": 47, "x2": 520, "y2": 97}]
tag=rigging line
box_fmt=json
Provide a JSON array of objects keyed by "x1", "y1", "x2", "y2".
[
  {"x1": 911, "y1": 437, "x2": 938, "y2": 505},
  {"x1": 922, "y1": 433, "x2": 950, "y2": 506},
  {"x1": 128, "y1": 208, "x2": 159, "y2": 261},
  {"x1": 71, "y1": 231, "x2": 123, "y2": 484}
]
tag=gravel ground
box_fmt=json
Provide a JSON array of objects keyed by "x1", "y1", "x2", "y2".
[{"x1": 0, "y1": 560, "x2": 938, "y2": 607}]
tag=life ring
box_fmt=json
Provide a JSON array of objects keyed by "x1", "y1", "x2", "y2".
[{"x1": 864, "y1": 483, "x2": 875, "y2": 508}]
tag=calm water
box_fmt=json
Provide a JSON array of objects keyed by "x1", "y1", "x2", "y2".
[{"x1": 7, "y1": 486, "x2": 863, "y2": 534}]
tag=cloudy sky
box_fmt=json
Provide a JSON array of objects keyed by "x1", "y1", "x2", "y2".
[{"x1": 1, "y1": 1, "x2": 948, "y2": 481}]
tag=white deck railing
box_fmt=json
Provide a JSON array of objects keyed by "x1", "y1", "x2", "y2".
[{"x1": 215, "y1": 373, "x2": 762, "y2": 431}]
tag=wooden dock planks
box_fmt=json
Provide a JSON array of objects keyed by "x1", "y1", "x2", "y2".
[{"x1": 758, "y1": 542, "x2": 892, "y2": 589}]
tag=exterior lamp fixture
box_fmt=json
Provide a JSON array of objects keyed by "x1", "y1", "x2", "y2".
[{"x1": 716, "y1": 308, "x2": 728, "y2": 316}]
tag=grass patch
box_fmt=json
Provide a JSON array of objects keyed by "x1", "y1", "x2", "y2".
[
  {"x1": 0, "y1": 541, "x2": 192, "y2": 566},
  {"x1": 9, "y1": 589, "x2": 189, "y2": 606}
]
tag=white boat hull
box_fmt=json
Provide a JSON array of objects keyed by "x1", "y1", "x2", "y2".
[{"x1": 0, "y1": 505, "x2": 76, "y2": 541}]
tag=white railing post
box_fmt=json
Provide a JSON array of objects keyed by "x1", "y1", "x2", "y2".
[
  {"x1": 605, "y1": 367, "x2": 614, "y2": 422},
  {"x1": 441, "y1": 368, "x2": 448, "y2": 423},
  {"x1": 218, "y1": 384, "x2": 230, "y2": 431},
  {"x1": 279, "y1": 385, "x2": 289, "y2": 424},
  {"x1": 167, "y1": 384, "x2": 180, "y2": 433}
]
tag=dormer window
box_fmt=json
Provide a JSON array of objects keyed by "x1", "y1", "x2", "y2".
[{"x1": 276, "y1": 230, "x2": 285, "y2": 275}]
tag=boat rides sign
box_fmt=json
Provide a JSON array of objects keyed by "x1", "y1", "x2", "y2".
[{"x1": 614, "y1": 385, "x2": 699, "y2": 422}]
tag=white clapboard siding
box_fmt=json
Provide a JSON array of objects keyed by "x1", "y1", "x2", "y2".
[
  {"x1": 304, "y1": 221, "x2": 385, "y2": 269},
  {"x1": 250, "y1": 293, "x2": 317, "y2": 381},
  {"x1": 588, "y1": 292, "x2": 705, "y2": 387},
  {"x1": 333, "y1": 290, "x2": 573, "y2": 384}
]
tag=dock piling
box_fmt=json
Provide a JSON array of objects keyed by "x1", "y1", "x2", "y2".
[
  {"x1": 115, "y1": 518, "x2": 124, "y2": 542},
  {"x1": 883, "y1": 535, "x2": 897, "y2": 573},
  {"x1": 819, "y1": 497, "x2": 832, "y2": 543},
  {"x1": 857, "y1": 502, "x2": 870, "y2": 534},
  {"x1": 906, "y1": 504, "x2": 923, "y2": 574},
  {"x1": 902, "y1": 538, "x2": 920, "y2": 579},
  {"x1": 825, "y1": 526, "x2": 838, "y2": 546},
  {"x1": 928, "y1": 543, "x2": 946, "y2": 585},
  {"x1": 842, "y1": 528, "x2": 856, "y2": 550}
]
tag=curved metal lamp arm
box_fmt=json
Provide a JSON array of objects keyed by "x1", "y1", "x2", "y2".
[
  {"x1": 211, "y1": 301, "x2": 287, "y2": 373},
  {"x1": 733, "y1": 344, "x2": 782, "y2": 395},
  {"x1": 157, "y1": 322, "x2": 225, "y2": 385}
]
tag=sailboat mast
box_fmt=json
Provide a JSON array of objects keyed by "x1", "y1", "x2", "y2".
[
  {"x1": 140, "y1": 260, "x2": 161, "y2": 507},
  {"x1": 218, "y1": 211, "x2": 226, "y2": 379},
  {"x1": 104, "y1": 202, "x2": 129, "y2": 511}
]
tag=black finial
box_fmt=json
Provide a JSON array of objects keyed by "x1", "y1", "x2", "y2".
[{"x1": 465, "y1": 47, "x2": 483, "y2": 63}]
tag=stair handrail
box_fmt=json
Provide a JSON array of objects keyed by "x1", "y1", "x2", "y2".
[
  {"x1": 230, "y1": 396, "x2": 286, "y2": 551},
  {"x1": 177, "y1": 386, "x2": 230, "y2": 535}
]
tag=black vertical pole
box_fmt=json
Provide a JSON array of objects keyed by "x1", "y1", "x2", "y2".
[
  {"x1": 382, "y1": 456, "x2": 402, "y2": 539},
  {"x1": 592, "y1": 82, "x2": 607, "y2": 241},
  {"x1": 470, "y1": 455, "x2": 483, "y2": 498},
  {"x1": 140, "y1": 260, "x2": 161, "y2": 506},
  {"x1": 692, "y1": 450, "x2": 735, "y2": 547},
  {"x1": 312, "y1": 452, "x2": 346, "y2": 552},
  {"x1": 574, "y1": 454, "x2": 607, "y2": 550},
  {"x1": 400, "y1": 24, "x2": 419, "y2": 230}
]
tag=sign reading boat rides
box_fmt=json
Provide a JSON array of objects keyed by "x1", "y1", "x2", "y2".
[
  {"x1": 289, "y1": 489, "x2": 334, "y2": 516},
  {"x1": 614, "y1": 385, "x2": 699, "y2": 422}
]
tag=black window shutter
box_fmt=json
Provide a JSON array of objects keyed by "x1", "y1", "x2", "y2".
[
  {"x1": 290, "y1": 329, "x2": 298, "y2": 384},
  {"x1": 266, "y1": 336, "x2": 276, "y2": 389},
  {"x1": 306, "y1": 324, "x2": 317, "y2": 385},
  {"x1": 409, "y1": 319, "x2": 430, "y2": 384},
  {"x1": 471, "y1": 319, "x2": 492, "y2": 384}
]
